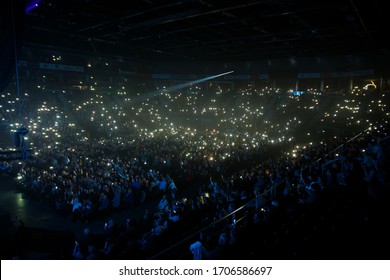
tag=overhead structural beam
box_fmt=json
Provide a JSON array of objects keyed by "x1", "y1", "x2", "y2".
[
  {"x1": 151, "y1": 2, "x2": 263, "y2": 25},
  {"x1": 349, "y1": 0, "x2": 372, "y2": 42},
  {"x1": 78, "y1": 0, "x2": 194, "y2": 32}
]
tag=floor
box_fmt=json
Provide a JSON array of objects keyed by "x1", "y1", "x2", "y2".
[
  {"x1": 0, "y1": 172, "x2": 201, "y2": 259},
  {"x1": 2, "y1": 171, "x2": 388, "y2": 260},
  {"x1": 0, "y1": 174, "x2": 135, "y2": 233}
]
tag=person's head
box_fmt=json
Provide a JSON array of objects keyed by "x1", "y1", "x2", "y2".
[
  {"x1": 83, "y1": 227, "x2": 90, "y2": 236},
  {"x1": 218, "y1": 232, "x2": 228, "y2": 246}
]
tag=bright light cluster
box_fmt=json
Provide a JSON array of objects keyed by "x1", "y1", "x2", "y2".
[{"x1": 0, "y1": 77, "x2": 388, "y2": 168}]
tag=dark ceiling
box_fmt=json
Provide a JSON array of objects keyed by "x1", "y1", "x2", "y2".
[{"x1": 22, "y1": 0, "x2": 388, "y2": 62}]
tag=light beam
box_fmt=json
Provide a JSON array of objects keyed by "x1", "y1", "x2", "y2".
[
  {"x1": 167, "y1": 70, "x2": 234, "y2": 92},
  {"x1": 133, "y1": 70, "x2": 234, "y2": 103}
]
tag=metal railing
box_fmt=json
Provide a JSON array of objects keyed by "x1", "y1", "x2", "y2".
[{"x1": 147, "y1": 126, "x2": 377, "y2": 259}]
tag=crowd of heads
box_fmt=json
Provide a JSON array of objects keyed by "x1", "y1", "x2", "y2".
[{"x1": 1, "y1": 74, "x2": 389, "y2": 259}]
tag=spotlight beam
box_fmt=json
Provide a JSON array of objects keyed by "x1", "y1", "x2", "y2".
[
  {"x1": 167, "y1": 70, "x2": 234, "y2": 92},
  {"x1": 132, "y1": 70, "x2": 234, "y2": 103}
]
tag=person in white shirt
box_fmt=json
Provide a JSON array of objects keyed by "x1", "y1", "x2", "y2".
[
  {"x1": 158, "y1": 194, "x2": 169, "y2": 211},
  {"x1": 159, "y1": 177, "x2": 167, "y2": 194},
  {"x1": 168, "y1": 180, "x2": 177, "y2": 200}
]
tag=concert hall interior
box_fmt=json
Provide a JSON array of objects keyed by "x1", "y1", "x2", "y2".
[{"x1": 0, "y1": 0, "x2": 389, "y2": 260}]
